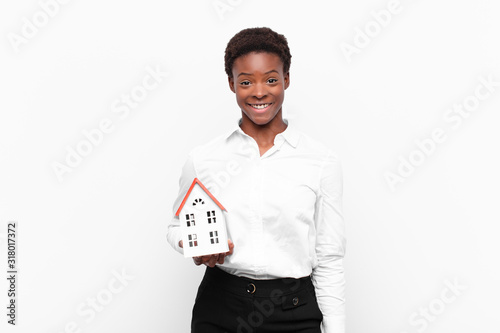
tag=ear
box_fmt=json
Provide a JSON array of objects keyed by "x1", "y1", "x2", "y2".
[
  {"x1": 228, "y1": 76, "x2": 236, "y2": 93},
  {"x1": 284, "y1": 72, "x2": 290, "y2": 90}
]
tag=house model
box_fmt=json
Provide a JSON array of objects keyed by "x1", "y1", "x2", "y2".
[{"x1": 175, "y1": 177, "x2": 229, "y2": 258}]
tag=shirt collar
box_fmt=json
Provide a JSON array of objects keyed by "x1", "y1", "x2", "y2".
[{"x1": 224, "y1": 117, "x2": 300, "y2": 148}]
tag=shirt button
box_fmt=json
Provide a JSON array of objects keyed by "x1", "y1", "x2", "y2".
[
  {"x1": 246, "y1": 283, "x2": 256, "y2": 294},
  {"x1": 293, "y1": 297, "x2": 299, "y2": 306}
]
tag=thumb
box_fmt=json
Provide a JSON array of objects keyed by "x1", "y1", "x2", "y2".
[{"x1": 227, "y1": 239, "x2": 234, "y2": 255}]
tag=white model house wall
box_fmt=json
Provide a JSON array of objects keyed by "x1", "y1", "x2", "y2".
[{"x1": 180, "y1": 184, "x2": 229, "y2": 257}]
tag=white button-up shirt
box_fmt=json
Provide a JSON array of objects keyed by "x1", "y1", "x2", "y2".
[{"x1": 167, "y1": 117, "x2": 346, "y2": 333}]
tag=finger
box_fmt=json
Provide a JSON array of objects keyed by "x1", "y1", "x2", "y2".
[
  {"x1": 200, "y1": 255, "x2": 211, "y2": 266},
  {"x1": 208, "y1": 255, "x2": 218, "y2": 267},
  {"x1": 217, "y1": 253, "x2": 225, "y2": 265},
  {"x1": 227, "y1": 239, "x2": 234, "y2": 255},
  {"x1": 204, "y1": 256, "x2": 212, "y2": 267},
  {"x1": 202, "y1": 255, "x2": 213, "y2": 267},
  {"x1": 212, "y1": 254, "x2": 220, "y2": 267}
]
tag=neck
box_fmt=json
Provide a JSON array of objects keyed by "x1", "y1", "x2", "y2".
[{"x1": 239, "y1": 109, "x2": 288, "y2": 146}]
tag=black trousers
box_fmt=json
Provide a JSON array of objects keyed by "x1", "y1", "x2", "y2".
[{"x1": 191, "y1": 266, "x2": 323, "y2": 333}]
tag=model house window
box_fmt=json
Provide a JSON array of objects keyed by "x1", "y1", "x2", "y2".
[
  {"x1": 209, "y1": 231, "x2": 219, "y2": 244},
  {"x1": 192, "y1": 198, "x2": 205, "y2": 206},
  {"x1": 186, "y1": 213, "x2": 195, "y2": 227},
  {"x1": 207, "y1": 210, "x2": 216, "y2": 224},
  {"x1": 188, "y1": 234, "x2": 198, "y2": 247}
]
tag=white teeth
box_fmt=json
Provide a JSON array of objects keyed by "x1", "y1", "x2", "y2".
[{"x1": 250, "y1": 103, "x2": 270, "y2": 109}]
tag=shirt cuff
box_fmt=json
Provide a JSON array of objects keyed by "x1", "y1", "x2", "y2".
[
  {"x1": 166, "y1": 218, "x2": 184, "y2": 255},
  {"x1": 321, "y1": 315, "x2": 345, "y2": 333}
]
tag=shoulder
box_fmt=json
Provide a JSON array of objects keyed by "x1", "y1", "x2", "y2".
[
  {"x1": 295, "y1": 129, "x2": 341, "y2": 163},
  {"x1": 188, "y1": 133, "x2": 229, "y2": 160}
]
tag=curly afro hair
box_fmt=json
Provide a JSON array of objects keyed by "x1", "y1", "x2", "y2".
[{"x1": 224, "y1": 27, "x2": 292, "y2": 78}]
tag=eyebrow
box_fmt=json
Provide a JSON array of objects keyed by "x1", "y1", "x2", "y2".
[{"x1": 237, "y1": 69, "x2": 279, "y2": 78}]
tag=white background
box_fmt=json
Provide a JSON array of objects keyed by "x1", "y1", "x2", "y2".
[{"x1": 1, "y1": 0, "x2": 499, "y2": 332}]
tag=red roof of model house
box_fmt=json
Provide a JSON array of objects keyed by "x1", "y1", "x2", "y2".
[{"x1": 175, "y1": 178, "x2": 227, "y2": 216}]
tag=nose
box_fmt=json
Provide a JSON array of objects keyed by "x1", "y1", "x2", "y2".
[{"x1": 252, "y1": 82, "x2": 267, "y2": 99}]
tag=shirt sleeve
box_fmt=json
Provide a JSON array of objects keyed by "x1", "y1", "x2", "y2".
[
  {"x1": 311, "y1": 150, "x2": 346, "y2": 333},
  {"x1": 166, "y1": 150, "x2": 197, "y2": 255}
]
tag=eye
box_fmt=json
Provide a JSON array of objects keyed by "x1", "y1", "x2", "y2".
[
  {"x1": 240, "y1": 81, "x2": 250, "y2": 86},
  {"x1": 267, "y1": 78, "x2": 278, "y2": 84}
]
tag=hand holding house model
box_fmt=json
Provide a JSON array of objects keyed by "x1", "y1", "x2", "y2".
[{"x1": 175, "y1": 178, "x2": 230, "y2": 258}]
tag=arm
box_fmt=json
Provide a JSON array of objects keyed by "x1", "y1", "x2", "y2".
[
  {"x1": 311, "y1": 150, "x2": 346, "y2": 333},
  {"x1": 166, "y1": 150, "x2": 197, "y2": 255}
]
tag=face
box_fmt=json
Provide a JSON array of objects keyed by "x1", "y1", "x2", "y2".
[{"x1": 228, "y1": 52, "x2": 290, "y2": 126}]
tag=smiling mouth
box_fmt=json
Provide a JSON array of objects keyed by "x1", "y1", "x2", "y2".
[{"x1": 248, "y1": 103, "x2": 272, "y2": 109}]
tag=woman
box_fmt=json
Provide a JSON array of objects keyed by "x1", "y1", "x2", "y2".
[{"x1": 167, "y1": 27, "x2": 346, "y2": 333}]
